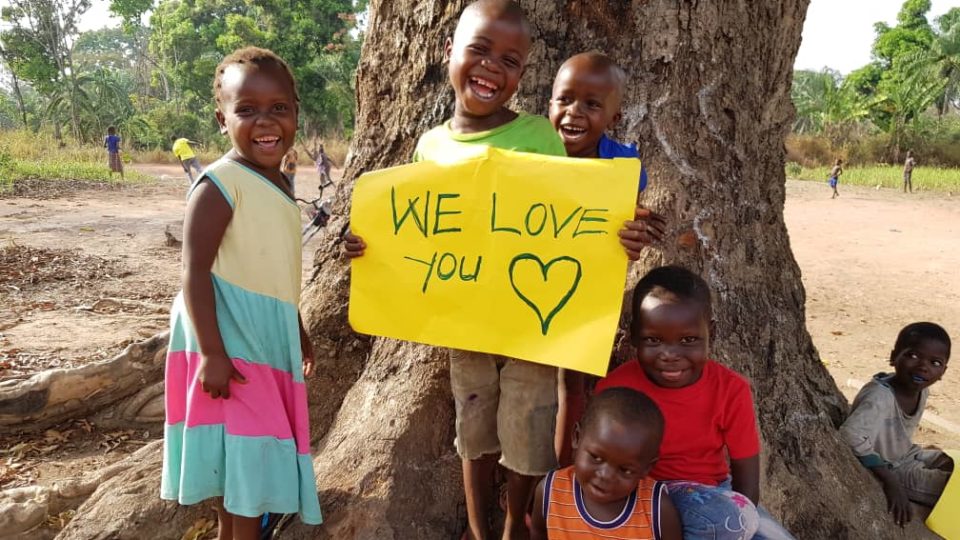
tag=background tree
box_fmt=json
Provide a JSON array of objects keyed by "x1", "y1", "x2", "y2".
[
  {"x1": 904, "y1": 13, "x2": 960, "y2": 117},
  {"x1": 145, "y1": 0, "x2": 361, "y2": 141},
  {"x1": 0, "y1": 0, "x2": 364, "y2": 148},
  {"x1": 792, "y1": 68, "x2": 872, "y2": 145},
  {"x1": 790, "y1": 0, "x2": 960, "y2": 165},
  {"x1": 0, "y1": 0, "x2": 92, "y2": 142},
  {"x1": 0, "y1": 41, "x2": 30, "y2": 128}
]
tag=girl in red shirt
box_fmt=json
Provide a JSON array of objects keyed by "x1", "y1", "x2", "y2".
[{"x1": 596, "y1": 266, "x2": 794, "y2": 540}]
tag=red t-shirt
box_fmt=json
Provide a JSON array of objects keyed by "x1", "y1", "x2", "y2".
[{"x1": 595, "y1": 360, "x2": 760, "y2": 486}]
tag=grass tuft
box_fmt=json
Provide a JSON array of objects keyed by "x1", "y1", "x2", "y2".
[{"x1": 788, "y1": 164, "x2": 960, "y2": 192}]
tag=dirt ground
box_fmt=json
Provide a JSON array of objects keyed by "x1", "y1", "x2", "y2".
[
  {"x1": 0, "y1": 164, "x2": 339, "y2": 500},
  {"x1": 1, "y1": 166, "x2": 958, "y2": 499},
  {"x1": 785, "y1": 180, "x2": 960, "y2": 448},
  {"x1": 0, "y1": 164, "x2": 332, "y2": 379}
]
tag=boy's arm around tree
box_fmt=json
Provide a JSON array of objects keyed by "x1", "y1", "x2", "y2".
[{"x1": 618, "y1": 205, "x2": 666, "y2": 260}]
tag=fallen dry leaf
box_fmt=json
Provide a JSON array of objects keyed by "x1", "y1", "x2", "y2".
[{"x1": 181, "y1": 517, "x2": 217, "y2": 540}]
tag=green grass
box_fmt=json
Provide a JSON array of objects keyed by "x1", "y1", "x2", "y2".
[
  {"x1": 0, "y1": 152, "x2": 152, "y2": 191},
  {"x1": 0, "y1": 130, "x2": 151, "y2": 192},
  {"x1": 788, "y1": 164, "x2": 960, "y2": 191}
]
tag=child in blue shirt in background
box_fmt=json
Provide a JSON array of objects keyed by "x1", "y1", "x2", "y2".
[
  {"x1": 547, "y1": 52, "x2": 666, "y2": 467},
  {"x1": 104, "y1": 126, "x2": 124, "y2": 180}
]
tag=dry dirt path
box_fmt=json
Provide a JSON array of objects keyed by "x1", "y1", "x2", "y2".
[
  {"x1": 785, "y1": 180, "x2": 960, "y2": 448},
  {"x1": 0, "y1": 164, "x2": 335, "y2": 378}
]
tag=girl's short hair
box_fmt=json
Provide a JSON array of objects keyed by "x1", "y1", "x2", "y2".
[
  {"x1": 213, "y1": 46, "x2": 299, "y2": 105},
  {"x1": 893, "y1": 322, "x2": 951, "y2": 358},
  {"x1": 631, "y1": 265, "x2": 713, "y2": 323}
]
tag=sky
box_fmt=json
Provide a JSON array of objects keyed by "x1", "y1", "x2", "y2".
[{"x1": 795, "y1": 0, "x2": 959, "y2": 74}]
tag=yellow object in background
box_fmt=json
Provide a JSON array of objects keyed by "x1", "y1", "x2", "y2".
[
  {"x1": 926, "y1": 449, "x2": 960, "y2": 538},
  {"x1": 348, "y1": 147, "x2": 639, "y2": 376}
]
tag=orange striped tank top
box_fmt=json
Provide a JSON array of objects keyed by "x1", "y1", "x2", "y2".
[{"x1": 543, "y1": 466, "x2": 664, "y2": 539}]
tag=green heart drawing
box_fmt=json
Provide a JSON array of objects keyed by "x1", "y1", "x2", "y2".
[{"x1": 508, "y1": 254, "x2": 583, "y2": 336}]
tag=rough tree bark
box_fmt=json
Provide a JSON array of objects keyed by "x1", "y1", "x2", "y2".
[
  {"x1": 290, "y1": 1, "x2": 938, "y2": 538},
  {"x1": 52, "y1": 2, "x2": 939, "y2": 539}
]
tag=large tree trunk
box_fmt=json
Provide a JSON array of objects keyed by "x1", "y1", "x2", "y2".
[
  {"x1": 57, "y1": 2, "x2": 938, "y2": 539},
  {"x1": 292, "y1": 1, "x2": 935, "y2": 538}
]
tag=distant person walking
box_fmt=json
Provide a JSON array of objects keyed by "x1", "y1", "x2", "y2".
[
  {"x1": 305, "y1": 142, "x2": 333, "y2": 188},
  {"x1": 829, "y1": 158, "x2": 843, "y2": 199},
  {"x1": 104, "y1": 126, "x2": 124, "y2": 180},
  {"x1": 281, "y1": 147, "x2": 298, "y2": 194},
  {"x1": 171, "y1": 135, "x2": 203, "y2": 183},
  {"x1": 903, "y1": 151, "x2": 916, "y2": 193}
]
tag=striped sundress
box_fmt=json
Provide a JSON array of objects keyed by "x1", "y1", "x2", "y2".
[
  {"x1": 543, "y1": 466, "x2": 664, "y2": 539},
  {"x1": 160, "y1": 158, "x2": 322, "y2": 524}
]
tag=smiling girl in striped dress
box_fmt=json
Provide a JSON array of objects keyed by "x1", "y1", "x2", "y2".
[{"x1": 160, "y1": 47, "x2": 322, "y2": 539}]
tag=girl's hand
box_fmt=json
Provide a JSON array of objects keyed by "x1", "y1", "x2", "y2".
[
  {"x1": 343, "y1": 233, "x2": 366, "y2": 258},
  {"x1": 199, "y1": 353, "x2": 246, "y2": 399},
  {"x1": 618, "y1": 207, "x2": 666, "y2": 260},
  {"x1": 298, "y1": 314, "x2": 315, "y2": 377},
  {"x1": 882, "y1": 480, "x2": 912, "y2": 527},
  {"x1": 301, "y1": 335, "x2": 315, "y2": 377}
]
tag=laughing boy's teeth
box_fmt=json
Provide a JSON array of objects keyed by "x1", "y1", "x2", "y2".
[
  {"x1": 469, "y1": 77, "x2": 499, "y2": 98},
  {"x1": 912, "y1": 375, "x2": 927, "y2": 383},
  {"x1": 471, "y1": 77, "x2": 498, "y2": 90}
]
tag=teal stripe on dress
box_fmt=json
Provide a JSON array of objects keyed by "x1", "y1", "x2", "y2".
[
  {"x1": 161, "y1": 423, "x2": 322, "y2": 524},
  {"x1": 167, "y1": 274, "x2": 301, "y2": 380}
]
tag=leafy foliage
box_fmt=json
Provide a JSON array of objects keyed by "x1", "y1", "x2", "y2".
[
  {"x1": 147, "y1": 0, "x2": 359, "y2": 140},
  {"x1": 793, "y1": 0, "x2": 960, "y2": 164},
  {"x1": 0, "y1": 0, "x2": 363, "y2": 150},
  {"x1": 792, "y1": 69, "x2": 872, "y2": 144}
]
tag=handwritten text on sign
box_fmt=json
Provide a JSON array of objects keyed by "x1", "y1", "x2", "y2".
[{"x1": 348, "y1": 147, "x2": 639, "y2": 376}]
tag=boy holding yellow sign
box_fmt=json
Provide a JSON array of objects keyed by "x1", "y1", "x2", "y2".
[
  {"x1": 840, "y1": 322, "x2": 953, "y2": 528},
  {"x1": 346, "y1": 2, "x2": 566, "y2": 538},
  {"x1": 346, "y1": 3, "x2": 666, "y2": 538}
]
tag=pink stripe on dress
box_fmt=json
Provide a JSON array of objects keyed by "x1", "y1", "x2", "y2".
[{"x1": 165, "y1": 351, "x2": 311, "y2": 454}]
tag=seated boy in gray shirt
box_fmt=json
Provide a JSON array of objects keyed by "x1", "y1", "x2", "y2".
[{"x1": 840, "y1": 322, "x2": 953, "y2": 527}]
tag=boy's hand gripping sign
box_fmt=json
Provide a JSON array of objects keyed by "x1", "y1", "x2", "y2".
[{"x1": 348, "y1": 147, "x2": 639, "y2": 376}]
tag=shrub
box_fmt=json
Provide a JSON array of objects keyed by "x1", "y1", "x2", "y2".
[{"x1": 785, "y1": 161, "x2": 802, "y2": 177}]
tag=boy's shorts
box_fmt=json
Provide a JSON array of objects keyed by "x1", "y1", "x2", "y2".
[
  {"x1": 449, "y1": 349, "x2": 558, "y2": 476},
  {"x1": 893, "y1": 448, "x2": 951, "y2": 507}
]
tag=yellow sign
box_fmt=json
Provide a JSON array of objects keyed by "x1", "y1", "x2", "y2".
[
  {"x1": 926, "y1": 448, "x2": 960, "y2": 537},
  {"x1": 348, "y1": 147, "x2": 639, "y2": 376}
]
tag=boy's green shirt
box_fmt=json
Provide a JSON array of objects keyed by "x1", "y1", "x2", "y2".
[{"x1": 413, "y1": 113, "x2": 566, "y2": 162}]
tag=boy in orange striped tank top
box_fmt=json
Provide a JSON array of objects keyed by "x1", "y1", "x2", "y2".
[{"x1": 531, "y1": 388, "x2": 681, "y2": 539}]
